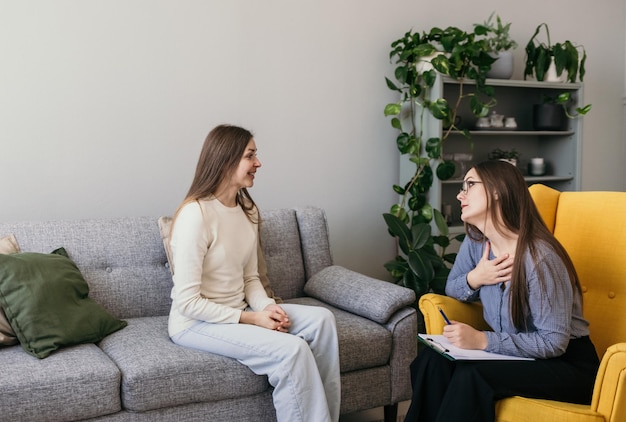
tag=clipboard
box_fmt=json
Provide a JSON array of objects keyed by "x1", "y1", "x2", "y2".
[{"x1": 418, "y1": 334, "x2": 534, "y2": 361}]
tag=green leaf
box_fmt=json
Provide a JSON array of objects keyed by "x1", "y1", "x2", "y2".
[
  {"x1": 431, "y1": 54, "x2": 450, "y2": 74},
  {"x1": 473, "y1": 24, "x2": 489, "y2": 36},
  {"x1": 384, "y1": 103, "x2": 402, "y2": 116},
  {"x1": 443, "y1": 252, "x2": 458, "y2": 264},
  {"x1": 436, "y1": 161, "x2": 456, "y2": 180},
  {"x1": 411, "y1": 223, "x2": 431, "y2": 249},
  {"x1": 408, "y1": 194, "x2": 426, "y2": 212},
  {"x1": 535, "y1": 48, "x2": 548, "y2": 81},
  {"x1": 408, "y1": 249, "x2": 435, "y2": 284},
  {"x1": 401, "y1": 270, "x2": 419, "y2": 294},
  {"x1": 395, "y1": 66, "x2": 408, "y2": 84},
  {"x1": 579, "y1": 50, "x2": 586, "y2": 81},
  {"x1": 390, "y1": 204, "x2": 409, "y2": 224},
  {"x1": 415, "y1": 43, "x2": 436, "y2": 57},
  {"x1": 384, "y1": 258, "x2": 409, "y2": 279},
  {"x1": 425, "y1": 137, "x2": 442, "y2": 158},
  {"x1": 392, "y1": 184, "x2": 406, "y2": 195},
  {"x1": 469, "y1": 96, "x2": 489, "y2": 117},
  {"x1": 433, "y1": 235, "x2": 450, "y2": 248},
  {"x1": 433, "y1": 208, "x2": 449, "y2": 236},
  {"x1": 422, "y1": 69, "x2": 437, "y2": 87},
  {"x1": 420, "y1": 203, "x2": 433, "y2": 221},
  {"x1": 563, "y1": 41, "x2": 579, "y2": 82},
  {"x1": 385, "y1": 77, "x2": 401, "y2": 92},
  {"x1": 417, "y1": 165, "x2": 434, "y2": 192},
  {"x1": 396, "y1": 132, "x2": 411, "y2": 153},
  {"x1": 383, "y1": 213, "x2": 413, "y2": 255},
  {"x1": 576, "y1": 104, "x2": 592, "y2": 115},
  {"x1": 428, "y1": 98, "x2": 449, "y2": 120},
  {"x1": 391, "y1": 117, "x2": 402, "y2": 130},
  {"x1": 430, "y1": 266, "x2": 450, "y2": 294},
  {"x1": 556, "y1": 92, "x2": 571, "y2": 104}
]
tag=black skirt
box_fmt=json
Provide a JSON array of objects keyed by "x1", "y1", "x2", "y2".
[{"x1": 404, "y1": 336, "x2": 599, "y2": 422}]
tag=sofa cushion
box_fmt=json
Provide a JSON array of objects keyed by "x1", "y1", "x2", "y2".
[
  {"x1": 0, "y1": 343, "x2": 121, "y2": 421},
  {"x1": 98, "y1": 316, "x2": 270, "y2": 412},
  {"x1": 294, "y1": 207, "x2": 334, "y2": 278},
  {"x1": 0, "y1": 234, "x2": 19, "y2": 346},
  {"x1": 0, "y1": 248, "x2": 127, "y2": 358},
  {"x1": 304, "y1": 265, "x2": 416, "y2": 324},
  {"x1": 286, "y1": 297, "x2": 392, "y2": 372},
  {"x1": 259, "y1": 209, "x2": 307, "y2": 299}
]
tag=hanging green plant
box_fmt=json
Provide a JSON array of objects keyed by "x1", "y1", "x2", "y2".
[{"x1": 383, "y1": 26, "x2": 496, "y2": 301}]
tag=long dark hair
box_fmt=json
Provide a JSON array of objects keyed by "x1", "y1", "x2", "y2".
[
  {"x1": 176, "y1": 124, "x2": 258, "y2": 222},
  {"x1": 465, "y1": 160, "x2": 581, "y2": 330}
]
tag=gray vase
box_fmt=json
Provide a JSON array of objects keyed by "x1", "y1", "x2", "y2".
[{"x1": 486, "y1": 51, "x2": 514, "y2": 79}]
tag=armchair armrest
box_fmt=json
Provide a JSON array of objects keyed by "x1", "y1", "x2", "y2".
[
  {"x1": 304, "y1": 265, "x2": 415, "y2": 324},
  {"x1": 418, "y1": 293, "x2": 491, "y2": 334},
  {"x1": 494, "y1": 343, "x2": 626, "y2": 421},
  {"x1": 592, "y1": 342, "x2": 626, "y2": 420}
]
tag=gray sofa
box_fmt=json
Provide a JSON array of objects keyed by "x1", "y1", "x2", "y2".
[{"x1": 0, "y1": 207, "x2": 416, "y2": 421}]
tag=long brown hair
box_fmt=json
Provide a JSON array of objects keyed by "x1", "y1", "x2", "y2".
[
  {"x1": 175, "y1": 124, "x2": 258, "y2": 222},
  {"x1": 465, "y1": 160, "x2": 581, "y2": 330}
]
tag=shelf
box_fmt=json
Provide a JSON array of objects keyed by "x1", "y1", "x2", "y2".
[
  {"x1": 441, "y1": 76, "x2": 582, "y2": 90},
  {"x1": 442, "y1": 175, "x2": 574, "y2": 184},
  {"x1": 448, "y1": 130, "x2": 575, "y2": 136},
  {"x1": 399, "y1": 75, "x2": 583, "y2": 234}
]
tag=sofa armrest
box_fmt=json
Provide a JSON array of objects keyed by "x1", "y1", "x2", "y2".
[
  {"x1": 418, "y1": 293, "x2": 491, "y2": 334},
  {"x1": 304, "y1": 265, "x2": 415, "y2": 324}
]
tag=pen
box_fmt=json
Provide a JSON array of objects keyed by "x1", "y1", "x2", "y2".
[
  {"x1": 438, "y1": 307, "x2": 451, "y2": 325},
  {"x1": 426, "y1": 337, "x2": 449, "y2": 353}
]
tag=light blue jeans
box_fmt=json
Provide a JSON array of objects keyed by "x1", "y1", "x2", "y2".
[{"x1": 171, "y1": 303, "x2": 341, "y2": 422}]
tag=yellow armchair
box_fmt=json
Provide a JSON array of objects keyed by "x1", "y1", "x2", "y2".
[{"x1": 419, "y1": 184, "x2": 626, "y2": 422}]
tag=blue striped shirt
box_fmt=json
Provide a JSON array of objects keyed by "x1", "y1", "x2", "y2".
[{"x1": 446, "y1": 237, "x2": 590, "y2": 359}]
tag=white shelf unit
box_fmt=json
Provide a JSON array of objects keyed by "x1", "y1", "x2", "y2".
[{"x1": 400, "y1": 77, "x2": 584, "y2": 229}]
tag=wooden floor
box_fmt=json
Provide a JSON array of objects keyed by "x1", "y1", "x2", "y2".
[{"x1": 339, "y1": 401, "x2": 410, "y2": 422}]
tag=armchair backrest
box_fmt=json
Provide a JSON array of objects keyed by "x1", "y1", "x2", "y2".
[{"x1": 529, "y1": 184, "x2": 626, "y2": 358}]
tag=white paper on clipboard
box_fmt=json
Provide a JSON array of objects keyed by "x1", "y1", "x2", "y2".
[{"x1": 418, "y1": 334, "x2": 534, "y2": 361}]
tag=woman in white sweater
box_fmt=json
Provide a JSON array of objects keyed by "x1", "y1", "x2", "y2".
[{"x1": 167, "y1": 124, "x2": 340, "y2": 422}]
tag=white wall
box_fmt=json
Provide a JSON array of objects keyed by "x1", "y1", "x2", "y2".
[{"x1": 1, "y1": 0, "x2": 624, "y2": 280}]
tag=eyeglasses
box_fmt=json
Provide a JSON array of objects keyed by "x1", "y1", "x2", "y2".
[{"x1": 459, "y1": 180, "x2": 483, "y2": 195}]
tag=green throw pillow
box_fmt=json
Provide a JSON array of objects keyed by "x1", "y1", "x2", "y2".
[{"x1": 0, "y1": 248, "x2": 127, "y2": 358}]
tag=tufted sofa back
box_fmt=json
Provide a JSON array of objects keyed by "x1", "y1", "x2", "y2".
[
  {"x1": 0, "y1": 207, "x2": 333, "y2": 320},
  {"x1": 529, "y1": 184, "x2": 626, "y2": 358},
  {"x1": 0, "y1": 217, "x2": 173, "y2": 319}
]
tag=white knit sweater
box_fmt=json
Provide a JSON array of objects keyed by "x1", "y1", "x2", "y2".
[{"x1": 168, "y1": 198, "x2": 275, "y2": 337}]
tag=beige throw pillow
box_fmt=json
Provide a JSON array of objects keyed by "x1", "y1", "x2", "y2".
[
  {"x1": 157, "y1": 216, "x2": 280, "y2": 302},
  {"x1": 0, "y1": 234, "x2": 20, "y2": 346}
]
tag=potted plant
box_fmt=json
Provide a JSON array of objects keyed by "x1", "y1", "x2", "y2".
[
  {"x1": 488, "y1": 148, "x2": 520, "y2": 166},
  {"x1": 524, "y1": 23, "x2": 587, "y2": 83},
  {"x1": 383, "y1": 26, "x2": 495, "y2": 304},
  {"x1": 533, "y1": 92, "x2": 592, "y2": 130},
  {"x1": 475, "y1": 12, "x2": 518, "y2": 79}
]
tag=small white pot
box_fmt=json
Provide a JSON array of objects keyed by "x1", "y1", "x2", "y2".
[
  {"x1": 542, "y1": 60, "x2": 568, "y2": 82},
  {"x1": 486, "y1": 51, "x2": 514, "y2": 79}
]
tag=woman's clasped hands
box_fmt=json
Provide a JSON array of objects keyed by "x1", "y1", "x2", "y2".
[{"x1": 240, "y1": 304, "x2": 291, "y2": 332}]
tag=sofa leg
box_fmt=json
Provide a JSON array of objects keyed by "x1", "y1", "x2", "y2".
[{"x1": 384, "y1": 403, "x2": 398, "y2": 422}]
